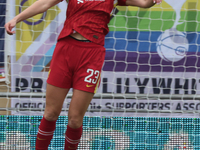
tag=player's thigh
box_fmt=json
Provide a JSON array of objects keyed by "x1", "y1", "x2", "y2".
[
  {"x1": 68, "y1": 89, "x2": 94, "y2": 118},
  {"x1": 45, "y1": 84, "x2": 69, "y2": 117}
]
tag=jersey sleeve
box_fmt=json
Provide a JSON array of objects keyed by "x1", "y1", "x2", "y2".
[{"x1": 117, "y1": 0, "x2": 127, "y2": 6}]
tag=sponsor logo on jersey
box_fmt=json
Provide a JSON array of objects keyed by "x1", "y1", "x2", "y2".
[
  {"x1": 77, "y1": 0, "x2": 84, "y2": 4},
  {"x1": 78, "y1": 0, "x2": 105, "y2": 4}
]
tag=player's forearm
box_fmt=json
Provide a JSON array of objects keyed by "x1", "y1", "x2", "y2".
[
  {"x1": 126, "y1": 0, "x2": 162, "y2": 8},
  {"x1": 139, "y1": 0, "x2": 155, "y2": 8},
  {"x1": 13, "y1": 0, "x2": 61, "y2": 23}
]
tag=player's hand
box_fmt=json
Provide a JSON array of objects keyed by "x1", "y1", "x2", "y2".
[
  {"x1": 4, "y1": 19, "x2": 17, "y2": 35},
  {"x1": 153, "y1": 0, "x2": 162, "y2": 4}
]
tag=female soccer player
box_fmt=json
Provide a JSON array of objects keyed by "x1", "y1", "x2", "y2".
[{"x1": 5, "y1": 0, "x2": 162, "y2": 149}]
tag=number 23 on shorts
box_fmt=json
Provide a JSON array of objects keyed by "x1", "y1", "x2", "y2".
[{"x1": 84, "y1": 69, "x2": 100, "y2": 87}]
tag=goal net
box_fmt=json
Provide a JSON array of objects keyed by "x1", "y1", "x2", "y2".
[{"x1": 0, "y1": 0, "x2": 200, "y2": 149}]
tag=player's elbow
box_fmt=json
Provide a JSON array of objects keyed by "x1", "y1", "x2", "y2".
[
  {"x1": 139, "y1": 1, "x2": 154, "y2": 8},
  {"x1": 143, "y1": 4, "x2": 154, "y2": 8},
  {"x1": 126, "y1": 0, "x2": 154, "y2": 8}
]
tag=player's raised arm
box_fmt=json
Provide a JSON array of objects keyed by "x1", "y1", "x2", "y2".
[
  {"x1": 4, "y1": 0, "x2": 62, "y2": 35},
  {"x1": 126, "y1": 0, "x2": 162, "y2": 8}
]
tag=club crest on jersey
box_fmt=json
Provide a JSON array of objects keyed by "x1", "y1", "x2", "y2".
[{"x1": 77, "y1": 0, "x2": 84, "y2": 4}]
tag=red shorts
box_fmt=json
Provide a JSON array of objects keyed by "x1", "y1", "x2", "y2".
[{"x1": 47, "y1": 36, "x2": 105, "y2": 93}]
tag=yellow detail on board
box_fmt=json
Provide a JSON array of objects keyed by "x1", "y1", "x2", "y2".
[{"x1": 15, "y1": 0, "x2": 61, "y2": 60}]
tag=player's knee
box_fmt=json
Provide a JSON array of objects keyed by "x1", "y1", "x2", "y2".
[
  {"x1": 44, "y1": 109, "x2": 60, "y2": 121},
  {"x1": 68, "y1": 114, "x2": 83, "y2": 129}
]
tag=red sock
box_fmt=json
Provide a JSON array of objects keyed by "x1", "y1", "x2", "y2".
[
  {"x1": 35, "y1": 117, "x2": 56, "y2": 150},
  {"x1": 64, "y1": 125, "x2": 83, "y2": 150}
]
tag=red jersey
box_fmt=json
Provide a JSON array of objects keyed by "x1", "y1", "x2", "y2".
[{"x1": 58, "y1": 0, "x2": 126, "y2": 45}]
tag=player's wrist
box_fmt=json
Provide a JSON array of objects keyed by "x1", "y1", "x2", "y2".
[{"x1": 13, "y1": 16, "x2": 20, "y2": 24}]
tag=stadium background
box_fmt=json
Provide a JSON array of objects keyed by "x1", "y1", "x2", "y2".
[{"x1": 1, "y1": 0, "x2": 200, "y2": 149}]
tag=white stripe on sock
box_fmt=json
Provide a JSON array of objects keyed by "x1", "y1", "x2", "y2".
[
  {"x1": 38, "y1": 129, "x2": 54, "y2": 136},
  {"x1": 38, "y1": 131, "x2": 53, "y2": 136},
  {"x1": 65, "y1": 135, "x2": 80, "y2": 144},
  {"x1": 38, "y1": 129, "x2": 54, "y2": 134}
]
